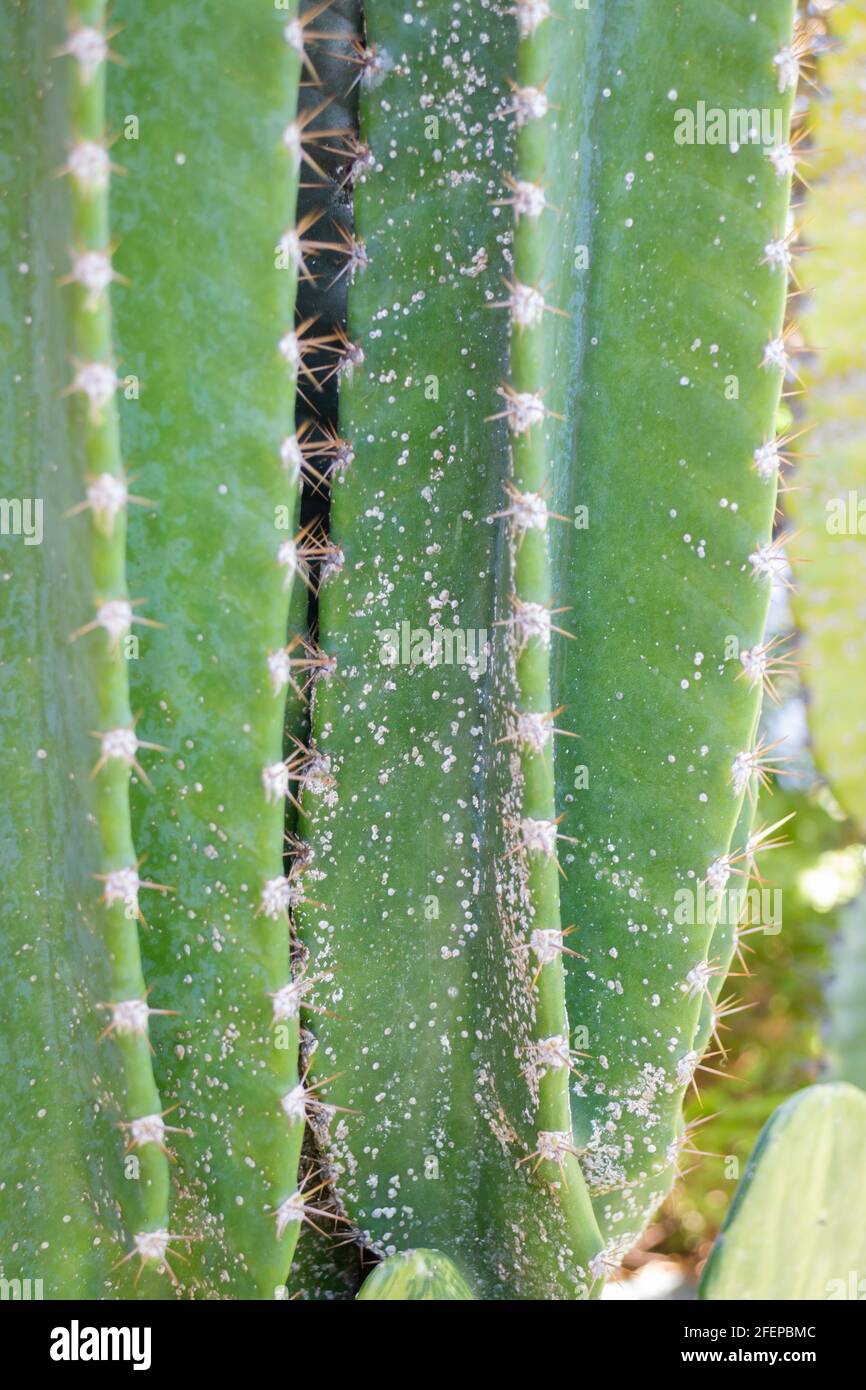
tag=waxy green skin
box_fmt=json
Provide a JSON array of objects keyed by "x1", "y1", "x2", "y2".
[
  {"x1": 701, "y1": 1082, "x2": 866, "y2": 1300},
  {"x1": 357, "y1": 1249, "x2": 474, "y2": 1301},
  {"x1": 0, "y1": 0, "x2": 130, "y2": 1298},
  {"x1": 1, "y1": 0, "x2": 807, "y2": 1301},
  {"x1": 109, "y1": 0, "x2": 306, "y2": 1296},
  {"x1": 297, "y1": 0, "x2": 606, "y2": 1300},
  {"x1": 297, "y1": 0, "x2": 797, "y2": 1287},
  {"x1": 0, "y1": 0, "x2": 306, "y2": 1298},
  {"x1": 547, "y1": 0, "x2": 796, "y2": 1248}
]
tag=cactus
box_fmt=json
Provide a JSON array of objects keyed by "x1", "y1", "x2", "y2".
[
  {"x1": 296, "y1": 0, "x2": 799, "y2": 1290},
  {"x1": 700, "y1": 1081, "x2": 866, "y2": 1300},
  {"x1": 357, "y1": 1249, "x2": 474, "y2": 1301},
  {"x1": 0, "y1": 0, "x2": 803, "y2": 1299}
]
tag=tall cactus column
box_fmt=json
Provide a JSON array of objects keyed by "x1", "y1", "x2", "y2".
[
  {"x1": 62, "y1": 0, "x2": 177, "y2": 1283},
  {"x1": 496, "y1": 1, "x2": 595, "y2": 1226},
  {"x1": 106, "y1": 0, "x2": 308, "y2": 1295}
]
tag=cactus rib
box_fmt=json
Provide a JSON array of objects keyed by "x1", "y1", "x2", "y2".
[
  {"x1": 106, "y1": 0, "x2": 308, "y2": 1295},
  {"x1": 499, "y1": 0, "x2": 598, "y2": 1234},
  {"x1": 62, "y1": 0, "x2": 177, "y2": 1283},
  {"x1": 546, "y1": 0, "x2": 799, "y2": 1259}
]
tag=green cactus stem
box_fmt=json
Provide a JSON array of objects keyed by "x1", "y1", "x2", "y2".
[
  {"x1": 1, "y1": 0, "x2": 138, "y2": 1299},
  {"x1": 106, "y1": 0, "x2": 311, "y2": 1296},
  {"x1": 1, "y1": 0, "x2": 811, "y2": 1301},
  {"x1": 63, "y1": 0, "x2": 178, "y2": 1284},
  {"x1": 294, "y1": 0, "x2": 799, "y2": 1293},
  {"x1": 357, "y1": 1248, "x2": 475, "y2": 1301},
  {"x1": 1, "y1": 0, "x2": 311, "y2": 1298},
  {"x1": 700, "y1": 1081, "x2": 866, "y2": 1300},
  {"x1": 549, "y1": 0, "x2": 799, "y2": 1261}
]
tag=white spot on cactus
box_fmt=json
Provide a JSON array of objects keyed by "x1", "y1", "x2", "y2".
[
  {"x1": 283, "y1": 19, "x2": 303, "y2": 53},
  {"x1": 102, "y1": 866, "x2": 141, "y2": 915},
  {"x1": 766, "y1": 142, "x2": 797, "y2": 178},
  {"x1": 753, "y1": 438, "x2": 781, "y2": 480},
  {"x1": 509, "y1": 282, "x2": 547, "y2": 329},
  {"x1": 277, "y1": 538, "x2": 297, "y2": 588},
  {"x1": 536, "y1": 1035, "x2": 571, "y2": 1071},
  {"x1": 590, "y1": 1241, "x2": 630, "y2": 1283},
  {"x1": 773, "y1": 45, "x2": 800, "y2": 93},
  {"x1": 280, "y1": 1084, "x2": 308, "y2": 1125},
  {"x1": 739, "y1": 644, "x2": 767, "y2": 687},
  {"x1": 683, "y1": 959, "x2": 715, "y2": 1000},
  {"x1": 100, "y1": 726, "x2": 139, "y2": 764},
  {"x1": 109, "y1": 997, "x2": 151, "y2": 1037},
  {"x1": 134, "y1": 1230, "x2": 172, "y2": 1263},
  {"x1": 66, "y1": 140, "x2": 111, "y2": 192},
  {"x1": 511, "y1": 599, "x2": 551, "y2": 646},
  {"x1": 530, "y1": 927, "x2": 563, "y2": 965},
  {"x1": 508, "y1": 488, "x2": 548, "y2": 531},
  {"x1": 274, "y1": 1191, "x2": 305, "y2": 1237},
  {"x1": 521, "y1": 818, "x2": 558, "y2": 856},
  {"x1": 749, "y1": 538, "x2": 788, "y2": 582},
  {"x1": 128, "y1": 1113, "x2": 166, "y2": 1148},
  {"x1": 69, "y1": 361, "x2": 118, "y2": 418},
  {"x1": 319, "y1": 543, "x2": 344, "y2": 585},
  {"x1": 508, "y1": 179, "x2": 547, "y2": 220},
  {"x1": 259, "y1": 875, "x2": 303, "y2": 919},
  {"x1": 271, "y1": 981, "x2": 306, "y2": 1022},
  {"x1": 705, "y1": 856, "x2": 732, "y2": 893},
  {"x1": 730, "y1": 750, "x2": 755, "y2": 796},
  {"x1": 513, "y1": 711, "x2": 552, "y2": 751},
  {"x1": 262, "y1": 761, "x2": 290, "y2": 804},
  {"x1": 512, "y1": 0, "x2": 552, "y2": 38},
  {"x1": 282, "y1": 122, "x2": 302, "y2": 166},
  {"x1": 763, "y1": 235, "x2": 792, "y2": 273},
  {"x1": 675, "y1": 1050, "x2": 700, "y2": 1087},
  {"x1": 303, "y1": 753, "x2": 333, "y2": 796},
  {"x1": 68, "y1": 249, "x2": 116, "y2": 308},
  {"x1": 536, "y1": 1129, "x2": 574, "y2": 1162},
  {"x1": 267, "y1": 647, "x2": 293, "y2": 694},
  {"x1": 278, "y1": 330, "x2": 300, "y2": 369},
  {"x1": 500, "y1": 388, "x2": 544, "y2": 435},
  {"x1": 279, "y1": 434, "x2": 303, "y2": 483},
  {"x1": 62, "y1": 26, "x2": 109, "y2": 83},
  {"x1": 94, "y1": 598, "x2": 133, "y2": 643},
  {"x1": 83, "y1": 472, "x2": 129, "y2": 531},
  {"x1": 511, "y1": 85, "x2": 549, "y2": 126},
  {"x1": 761, "y1": 334, "x2": 789, "y2": 373}
]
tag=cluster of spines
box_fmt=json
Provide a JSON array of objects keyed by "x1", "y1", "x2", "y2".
[
  {"x1": 58, "y1": 1, "x2": 189, "y2": 1285},
  {"x1": 491, "y1": 1, "x2": 584, "y2": 1197}
]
